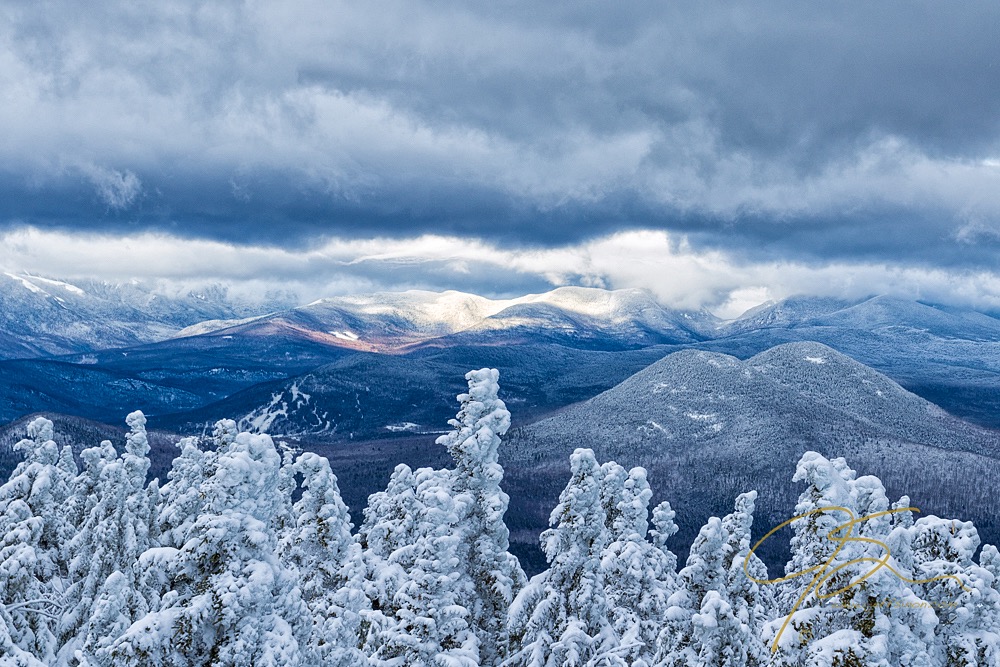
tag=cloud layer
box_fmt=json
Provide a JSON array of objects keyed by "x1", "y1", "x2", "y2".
[
  {"x1": 3, "y1": 1, "x2": 1000, "y2": 303},
  {"x1": 4, "y1": 227, "x2": 999, "y2": 318}
]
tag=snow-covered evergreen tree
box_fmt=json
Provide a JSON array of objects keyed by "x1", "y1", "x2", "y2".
[
  {"x1": 0, "y1": 417, "x2": 67, "y2": 662},
  {"x1": 0, "y1": 498, "x2": 50, "y2": 662},
  {"x1": 158, "y1": 436, "x2": 208, "y2": 550},
  {"x1": 273, "y1": 445, "x2": 299, "y2": 542},
  {"x1": 650, "y1": 500, "x2": 680, "y2": 575},
  {"x1": 64, "y1": 440, "x2": 117, "y2": 535},
  {"x1": 279, "y1": 452, "x2": 368, "y2": 666},
  {"x1": 436, "y1": 367, "x2": 526, "y2": 666},
  {"x1": 0, "y1": 605, "x2": 47, "y2": 667},
  {"x1": 60, "y1": 411, "x2": 157, "y2": 665},
  {"x1": 361, "y1": 463, "x2": 421, "y2": 561},
  {"x1": 764, "y1": 452, "x2": 936, "y2": 667},
  {"x1": 721, "y1": 491, "x2": 771, "y2": 667},
  {"x1": 108, "y1": 431, "x2": 309, "y2": 666},
  {"x1": 398, "y1": 469, "x2": 483, "y2": 666},
  {"x1": 654, "y1": 515, "x2": 731, "y2": 666},
  {"x1": 360, "y1": 464, "x2": 482, "y2": 666},
  {"x1": 506, "y1": 448, "x2": 623, "y2": 667},
  {"x1": 906, "y1": 516, "x2": 1000, "y2": 665},
  {"x1": 359, "y1": 368, "x2": 525, "y2": 667},
  {"x1": 5, "y1": 381, "x2": 1000, "y2": 666},
  {"x1": 54, "y1": 444, "x2": 79, "y2": 552},
  {"x1": 600, "y1": 465, "x2": 674, "y2": 665}
]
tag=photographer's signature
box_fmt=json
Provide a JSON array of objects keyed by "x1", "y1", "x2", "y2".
[{"x1": 744, "y1": 506, "x2": 971, "y2": 653}]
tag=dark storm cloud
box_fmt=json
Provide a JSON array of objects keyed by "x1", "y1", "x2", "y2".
[{"x1": 3, "y1": 0, "x2": 1000, "y2": 267}]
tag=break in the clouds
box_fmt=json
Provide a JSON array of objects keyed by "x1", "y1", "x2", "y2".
[
  {"x1": 2, "y1": 1, "x2": 1000, "y2": 282},
  {"x1": 4, "y1": 227, "x2": 1000, "y2": 319}
]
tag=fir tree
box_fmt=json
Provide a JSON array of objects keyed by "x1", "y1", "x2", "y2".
[
  {"x1": 109, "y1": 431, "x2": 310, "y2": 666},
  {"x1": 360, "y1": 368, "x2": 525, "y2": 667},
  {"x1": 654, "y1": 516, "x2": 731, "y2": 666},
  {"x1": 360, "y1": 462, "x2": 482, "y2": 666},
  {"x1": 600, "y1": 466, "x2": 674, "y2": 665},
  {"x1": 436, "y1": 367, "x2": 526, "y2": 666},
  {"x1": 721, "y1": 491, "x2": 770, "y2": 666},
  {"x1": 0, "y1": 417, "x2": 66, "y2": 662},
  {"x1": 158, "y1": 436, "x2": 207, "y2": 550},
  {"x1": 650, "y1": 500, "x2": 680, "y2": 574},
  {"x1": 280, "y1": 452, "x2": 369, "y2": 666},
  {"x1": 764, "y1": 452, "x2": 935, "y2": 667},
  {"x1": 506, "y1": 448, "x2": 623, "y2": 667},
  {"x1": 0, "y1": 605, "x2": 47, "y2": 667},
  {"x1": 60, "y1": 412, "x2": 157, "y2": 664},
  {"x1": 908, "y1": 516, "x2": 1000, "y2": 665}
]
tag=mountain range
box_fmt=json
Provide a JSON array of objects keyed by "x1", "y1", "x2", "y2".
[
  {"x1": 1, "y1": 283, "x2": 999, "y2": 434},
  {"x1": 2, "y1": 278, "x2": 999, "y2": 572},
  {"x1": 0, "y1": 272, "x2": 295, "y2": 358}
]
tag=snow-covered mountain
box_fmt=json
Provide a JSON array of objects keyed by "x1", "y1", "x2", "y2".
[
  {"x1": 706, "y1": 295, "x2": 1000, "y2": 427},
  {"x1": 180, "y1": 286, "x2": 717, "y2": 352},
  {"x1": 721, "y1": 294, "x2": 1000, "y2": 340},
  {"x1": 441, "y1": 287, "x2": 714, "y2": 348},
  {"x1": 502, "y1": 342, "x2": 1000, "y2": 566},
  {"x1": 4, "y1": 281, "x2": 1000, "y2": 438},
  {"x1": 0, "y1": 272, "x2": 294, "y2": 359},
  {"x1": 718, "y1": 295, "x2": 861, "y2": 334}
]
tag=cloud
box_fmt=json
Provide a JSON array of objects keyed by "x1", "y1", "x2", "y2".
[
  {"x1": 2, "y1": 0, "x2": 1000, "y2": 275},
  {"x1": 3, "y1": 226, "x2": 999, "y2": 317},
  {"x1": 79, "y1": 165, "x2": 142, "y2": 210}
]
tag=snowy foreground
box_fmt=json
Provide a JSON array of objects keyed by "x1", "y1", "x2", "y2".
[{"x1": 2, "y1": 370, "x2": 999, "y2": 666}]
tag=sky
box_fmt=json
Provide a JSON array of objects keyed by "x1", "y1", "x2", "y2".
[{"x1": 3, "y1": 1, "x2": 1000, "y2": 316}]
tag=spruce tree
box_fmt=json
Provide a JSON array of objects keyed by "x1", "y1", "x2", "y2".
[
  {"x1": 506, "y1": 448, "x2": 623, "y2": 667},
  {"x1": 600, "y1": 466, "x2": 674, "y2": 665},
  {"x1": 436, "y1": 367, "x2": 526, "y2": 665},
  {"x1": 279, "y1": 452, "x2": 369, "y2": 666},
  {"x1": 764, "y1": 452, "x2": 935, "y2": 666},
  {"x1": 109, "y1": 431, "x2": 309, "y2": 666},
  {"x1": 0, "y1": 605, "x2": 47, "y2": 667},
  {"x1": 60, "y1": 412, "x2": 157, "y2": 664},
  {"x1": 654, "y1": 516, "x2": 731, "y2": 666},
  {"x1": 158, "y1": 436, "x2": 208, "y2": 550},
  {"x1": 0, "y1": 417, "x2": 66, "y2": 662},
  {"x1": 908, "y1": 516, "x2": 1000, "y2": 665},
  {"x1": 721, "y1": 491, "x2": 770, "y2": 666},
  {"x1": 360, "y1": 368, "x2": 525, "y2": 667}
]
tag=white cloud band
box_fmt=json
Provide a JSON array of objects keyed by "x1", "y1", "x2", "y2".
[{"x1": 2, "y1": 227, "x2": 998, "y2": 318}]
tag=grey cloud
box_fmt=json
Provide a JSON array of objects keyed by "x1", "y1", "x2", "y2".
[
  {"x1": 80, "y1": 165, "x2": 142, "y2": 210},
  {"x1": 2, "y1": 0, "x2": 1000, "y2": 272}
]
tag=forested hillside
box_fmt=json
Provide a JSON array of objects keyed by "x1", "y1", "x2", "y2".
[{"x1": 2, "y1": 370, "x2": 997, "y2": 666}]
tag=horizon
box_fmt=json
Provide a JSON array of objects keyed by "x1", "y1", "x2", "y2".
[{"x1": 5, "y1": 268, "x2": 1000, "y2": 322}]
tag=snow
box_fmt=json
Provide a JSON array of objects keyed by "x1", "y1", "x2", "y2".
[
  {"x1": 288, "y1": 382, "x2": 311, "y2": 405},
  {"x1": 643, "y1": 420, "x2": 671, "y2": 436},
  {"x1": 805, "y1": 355, "x2": 827, "y2": 364},
  {"x1": 385, "y1": 422, "x2": 420, "y2": 432},
  {"x1": 4, "y1": 272, "x2": 47, "y2": 295},
  {"x1": 2, "y1": 383, "x2": 1000, "y2": 665},
  {"x1": 27, "y1": 275, "x2": 86, "y2": 296},
  {"x1": 172, "y1": 316, "x2": 263, "y2": 338},
  {"x1": 288, "y1": 285, "x2": 707, "y2": 346},
  {"x1": 242, "y1": 392, "x2": 289, "y2": 433}
]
